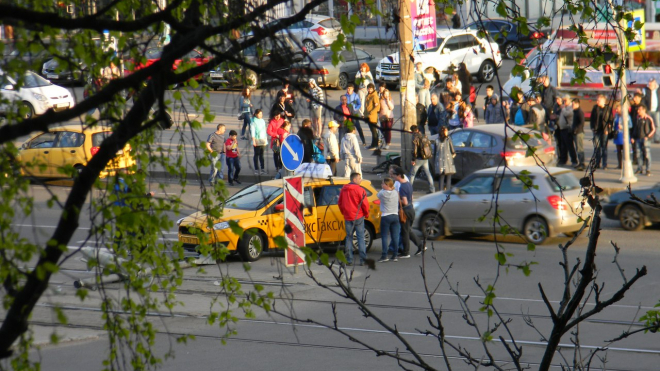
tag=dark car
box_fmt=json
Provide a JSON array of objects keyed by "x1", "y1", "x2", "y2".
[
  {"x1": 603, "y1": 184, "x2": 660, "y2": 231},
  {"x1": 289, "y1": 48, "x2": 379, "y2": 90},
  {"x1": 466, "y1": 19, "x2": 547, "y2": 59},
  {"x1": 430, "y1": 124, "x2": 557, "y2": 180},
  {"x1": 204, "y1": 36, "x2": 305, "y2": 90}
]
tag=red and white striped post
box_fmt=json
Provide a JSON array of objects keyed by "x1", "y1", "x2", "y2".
[{"x1": 284, "y1": 176, "x2": 305, "y2": 268}]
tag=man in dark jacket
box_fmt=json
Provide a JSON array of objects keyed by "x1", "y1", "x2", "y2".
[
  {"x1": 426, "y1": 93, "x2": 443, "y2": 134},
  {"x1": 590, "y1": 94, "x2": 610, "y2": 169},
  {"x1": 297, "y1": 119, "x2": 315, "y2": 163},
  {"x1": 337, "y1": 172, "x2": 370, "y2": 266},
  {"x1": 632, "y1": 105, "x2": 656, "y2": 176},
  {"x1": 572, "y1": 99, "x2": 586, "y2": 170},
  {"x1": 540, "y1": 76, "x2": 558, "y2": 113},
  {"x1": 451, "y1": 10, "x2": 461, "y2": 29},
  {"x1": 630, "y1": 93, "x2": 644, "y2": 164}
]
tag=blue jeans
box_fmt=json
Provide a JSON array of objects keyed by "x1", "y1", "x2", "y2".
[
  {"x1": 593, "y1": 132, "x2": 607, "y2": 168},
  {"x1": 241, "y1": 113, "x2": 252, "y2": 137},
  {"x1": 209, "y1": 152, "x2": 225, "y2": 182},
  {"x1": 344, "y1": 218, "x2": 366, "y2": 264},
  {"x1": 635, "y1": 138, "x2": 652, "y2": 173},
  {"x1": 226, "y1": 156, "x2": 241, "y2": 181},
  {"x1": 410, "y1": 159, "x2": 435, "y2": 193},
  {"x1": 380, "y1": 214, "x2": 400, "y2": 259}
]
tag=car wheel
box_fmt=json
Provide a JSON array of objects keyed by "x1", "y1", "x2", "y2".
[
  {"x1": 504, "y1": 43, "x2": 522, "y2": 60},
  {"x1": 523, "y1": 216, "x2": 548, "y2": 245},
  {"x1": 303, "y1": 39, "x2": 317, "y2": 51},
  {"x1": 21, "y1": 102, "x2": 35, "y2": 120},
  {"x1": 338, "y1": 73, "x2": 349, "y2": 90},
  {"x1": 352, "y1": 223, "x2": 374, "y2": 253},
  {"x1": 420, "y1": 213, "x2": 444, "y2": 240},
  {"x1": 238, "y1": 230, "x2": 265, "y2": 262},
  {"x1": 245, "y1": 70, "x2": 259, "y2": 90},
  {"x1": 619, "y1": 204, "x2": 644, "y2": 231},
  {"x1": 478, "y1": 60, "x2": 496, "y2": 83}
]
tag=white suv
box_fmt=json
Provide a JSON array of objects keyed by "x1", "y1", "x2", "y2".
[{"x1": 376, "y1": 29, "x2": 502, "y2": 86}]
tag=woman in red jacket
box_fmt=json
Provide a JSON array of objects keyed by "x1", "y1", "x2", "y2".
[{"x1": 267, "y1": 112, "x2": 284, "y2": 172}]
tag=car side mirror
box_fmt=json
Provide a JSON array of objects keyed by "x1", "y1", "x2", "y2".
[
  {"x1": 451, "y1": 187, "x2": 461, "y2": 195},
  {"x1": 275, "y1": 204, "x2": 284, "y2": 212},
  {"x1": 442, "y1": 48, "x2": 450, "y2": 54},
  {"x1": 2, "y1": 84, "x2": 14, "y2": 90},
  {"x1": 370, "y1": 54, "x2": 374, "y2": 59}
]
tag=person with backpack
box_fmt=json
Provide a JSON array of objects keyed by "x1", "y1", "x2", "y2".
[
  {"x1": 323, "y1": 121, "x2": 340, "y2": 175},
  {"x1": 409, "y1": 125, "x2": 435, "y2": 194}
]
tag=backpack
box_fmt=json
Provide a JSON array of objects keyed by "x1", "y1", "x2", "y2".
[
  {"x1": 312, "y1": 143, "x2": 326, "y2": 164},
  {"x1": 514, "y1": 107, "x2": 525, "y2": 125},
  {"x1": 419, "y1": 135, "x2": 433, "y2": 160}
]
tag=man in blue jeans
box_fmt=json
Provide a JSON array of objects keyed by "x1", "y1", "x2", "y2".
[
  {"x1": 633, "y1": 105, "x2": 656, "y2": 176},
  {"x1": 206, "y1": 124, "x2": 226, "y2": 184},
  {"x1": 338, "y1": 172, "x2": 370, "y2": 266}
]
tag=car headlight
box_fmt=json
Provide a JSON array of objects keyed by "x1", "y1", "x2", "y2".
[
  {"x1": 213, "y1": 221, "x2": 230, "y2": 230},
  {"x1": 32, "y1": 92, "x2": 47, "y2": 102},
  {"x1": 412, "y1": 202, "x2": 420, "y2": 210},
  {"x1": 600, "y1": 195, "x2": 610, "y2": 204},
  {"x1": 176, "y1": 217, "x2": 185, "y2": 226}
]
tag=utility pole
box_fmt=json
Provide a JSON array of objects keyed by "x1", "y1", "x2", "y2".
[
  {"x1": 399, "y1": 0, "x2": 415, "y2": 174},
  {"x1": 614, "y1": 2, "x2": 637, "y2": 184}
]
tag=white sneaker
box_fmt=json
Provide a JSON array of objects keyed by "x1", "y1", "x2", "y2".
[
  {"x1": 260, "y1": 169, "x2": 267, "y2": 175},
  {"x1": 378, "y1": 258, "x2": 389, "y2": 263},
  {"x1": 399, "y1": 254, "x2": 410, "y2": 259}
]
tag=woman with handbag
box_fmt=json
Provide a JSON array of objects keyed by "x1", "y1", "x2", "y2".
[
  {"x1": 250, "y1": 109, "x2": 268, "y2": 175},
  {"x1": 239, "y1": 88, "x2": 253, "y2": 140},
  {"x1": 377, "y1": 178, "x2": 400, "y2": 262}
]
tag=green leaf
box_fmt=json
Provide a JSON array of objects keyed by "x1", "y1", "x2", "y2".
[
  {"x1": 527, "y1": 243, "x2": 536, "y2": 251},
  {"x1": 494, "y1": 252, "x2": 506, "y2": 265}
]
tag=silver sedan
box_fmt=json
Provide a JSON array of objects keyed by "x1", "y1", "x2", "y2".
[
  {"x1": 412, "y1": 166, "x2": 590, "y2": 244},
  {"x1": 289, "y1": 48, "x2": 379, "y2": 90}
]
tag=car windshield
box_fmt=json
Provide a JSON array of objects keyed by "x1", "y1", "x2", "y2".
[
  {"x1": 546, "y1": 171, "x2": 581, "y2": 192},
  {"x1": 23, "y1": 71, "x2": 52, "y2": 88},
  {"x1": 309, "y1": 50, "x2": 333, "y2": 62},
  {"x1": 224, "y1": 185, "x2": 283, "y2": 210}
]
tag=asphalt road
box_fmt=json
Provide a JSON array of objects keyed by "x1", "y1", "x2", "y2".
[{"x1": 8, "y1": 182, "x2": 660, "y2": 371}]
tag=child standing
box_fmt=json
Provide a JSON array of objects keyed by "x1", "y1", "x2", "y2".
[
  {"x1": 225, "y1": 130, "x2": 241, "y2": 186},
  {"x1": 377, "y1": 178, "x2": 400, "y2": 263}
]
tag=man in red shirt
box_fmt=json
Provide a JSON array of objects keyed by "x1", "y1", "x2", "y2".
[
  {"x1": 333, "y1": 95, "x2": 356, "y2": 143},
  {"x1": 338, "y1": 172, "x2": 369, "y2": 266}
]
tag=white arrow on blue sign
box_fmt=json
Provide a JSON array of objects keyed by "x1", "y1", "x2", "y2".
[{"x1": 281, "y1": 134, "x2": 304, "y2": 171}]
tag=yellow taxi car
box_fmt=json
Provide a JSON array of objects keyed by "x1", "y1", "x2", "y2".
[
  {"x1": 17, "y1": 124, "x2": 135, "y2": 178},
  {"x1": 177, "y1": 177, "x2": 382, "y2": 261}
]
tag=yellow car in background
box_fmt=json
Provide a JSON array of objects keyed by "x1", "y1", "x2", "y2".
[
  {"x1": 17, "y1": 124, "x2": 135, "y2": 178},
  {"x1": 177, "y1": 178, "x2": 382, "y2": 261}
]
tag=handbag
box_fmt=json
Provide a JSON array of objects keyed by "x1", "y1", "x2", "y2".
[
  {"x1": 237, "y1": 113, "x2": 244, "y2": 121},
  {"x1": 254, "y1": 138, "x2": 267, "y2": 146},
  {"x1": 398, "y1": 197, "x2": 407, "y2": 223}
]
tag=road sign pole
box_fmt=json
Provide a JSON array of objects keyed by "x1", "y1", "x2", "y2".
[{"x1": 284, "y1": 176, "x2": 305, "y2": 270}]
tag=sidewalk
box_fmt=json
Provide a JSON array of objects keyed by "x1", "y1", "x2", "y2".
[{"x1": 149, "y1": 112, "x2": 659, "y2": 196}]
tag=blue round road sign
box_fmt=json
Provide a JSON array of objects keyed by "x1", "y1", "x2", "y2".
[{"x1": 281, "y1": 134, "x2": 304, "y2": 171}]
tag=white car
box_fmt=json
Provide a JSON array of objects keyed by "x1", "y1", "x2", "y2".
[
  {"x1": 0, "y1": 70, "x2": 75, "y2": 119},
  {"x1": 376, "y1": 29, "x2": 502, "y2": 86},
  {"x1": 263, "y1": 15, "x2": 342, "y2": 51}
]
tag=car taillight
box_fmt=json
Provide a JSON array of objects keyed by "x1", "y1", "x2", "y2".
[
  {"x1": 90, "y1": 146, "x2": 100, "y2": 156},
  {"x1": 312, "y1": 69, "x2": 329, "y2": 75},
  {"x1": 544, "y1": 146, "x2": 555, "y2": 153},
  {"x1": 547, "y1": 195, "x2": 567, "y2": 210},
  {"x1": 500, "y1": 151, "x2": 524, "y2": 160},
  {"x1": 311, "y1": 27, "x2": 327, "y2": 36},
  {"x1": 531, "y1": 31, "x2": 545, "y2": 39}
]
